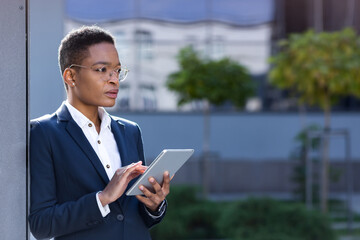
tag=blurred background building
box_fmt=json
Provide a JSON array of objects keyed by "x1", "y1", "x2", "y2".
[{"x1": 65, "y1": 0, "x2": 273, "y2": 112}]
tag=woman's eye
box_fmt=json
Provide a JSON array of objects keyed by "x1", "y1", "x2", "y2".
[
  {"x1": 95, "y1": 67, "x2": 107, "y2": 73},
  {"x1": 115, "y1": 68, "x2": 122, "y2": 74}
]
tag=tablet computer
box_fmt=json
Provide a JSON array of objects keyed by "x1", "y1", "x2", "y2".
[{"x1": 126, "y1": 149, "x2": 194, "y2": 196}]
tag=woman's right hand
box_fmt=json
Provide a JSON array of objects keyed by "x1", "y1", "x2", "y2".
[{"x1": 98, "y1": 161, "x2": 147, "y2": 206}]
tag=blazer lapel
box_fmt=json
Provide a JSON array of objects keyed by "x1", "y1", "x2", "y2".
[
  {"x1": 110, "y1": 118, "x2": 130, "y2": 167},
  {"x1": 110, "y1": 118, "x2": 135, "y2": 208},
  {"x1": 56, "y1": 103, "x2": 110, "y2": 185}
]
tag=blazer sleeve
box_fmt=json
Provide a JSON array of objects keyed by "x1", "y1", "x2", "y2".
[
  {"x1": 29, "y1": 120, "x2": 104, "y2": 239},
  {"x1": 135, "y1": 124, "x2": 167, "y2": 228}
]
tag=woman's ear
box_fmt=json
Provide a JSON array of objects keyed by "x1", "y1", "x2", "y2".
[{"x1": 63, "y1": 68, "x2": 76, "y2": 88}]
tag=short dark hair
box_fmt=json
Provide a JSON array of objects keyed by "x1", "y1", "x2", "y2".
[{"x1": 58, "y1": 26, "x2": 115, "y2": 75}]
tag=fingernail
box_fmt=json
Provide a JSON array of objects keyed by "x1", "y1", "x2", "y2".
[
  {"x1": 150, "y1": 178, "x2": 154, "y2": 183},
  {"x1": 139, "y1": 185, "x2": 144, "y2": 190},
  {"x1": 165, "y1": 171, "x2": 169, "y2": 176}
]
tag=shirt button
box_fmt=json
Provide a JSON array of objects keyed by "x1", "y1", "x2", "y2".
[
  {"x1": 88, "y1": 123, "x2": 92, "y2": 127},
  {"x1": 106, "y1": 164, "x2": 110, "y2": 169},
  {"x1": 117, "y1": 214, "x2": 124, "y2": 221},
  {"x1": 97, "y1": 140, "x2": 101, "y2": 144}
]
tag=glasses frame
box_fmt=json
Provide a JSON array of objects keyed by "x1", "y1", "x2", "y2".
[{"x1": 68, "y1": 64, "x2": 129, "y2": 82}]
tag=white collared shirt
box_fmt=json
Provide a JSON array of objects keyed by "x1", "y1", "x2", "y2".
[
  {"x1": 64, "y1": 101, "x2": 164, "y2": 219},
  {"x1": 65, "y1": 101, "x2": 120, "y2": 217}
]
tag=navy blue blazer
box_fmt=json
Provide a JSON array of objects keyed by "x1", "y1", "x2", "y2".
[{"x1": 29, "y1": 103, "x2": 165, "y2": 240}]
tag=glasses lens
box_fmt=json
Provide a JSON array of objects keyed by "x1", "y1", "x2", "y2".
[{"x1": 119, "y1": 68, "x2": 128, "y2": 82}]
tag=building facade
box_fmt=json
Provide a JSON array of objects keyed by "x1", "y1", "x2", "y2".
[
  {"x1": 65, "y1": 0, "x2": 274, "y2": 111},
  {"x1": 65, "y1": 20, "x2": 272, "y2": 111}
]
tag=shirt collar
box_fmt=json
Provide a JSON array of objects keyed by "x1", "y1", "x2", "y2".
[
  {"x1": 98, "y1": 105, "x2": 112, "y2": 131},
  {"x1": 64, "y1": 100, "x2": 112, "y2": 131}
]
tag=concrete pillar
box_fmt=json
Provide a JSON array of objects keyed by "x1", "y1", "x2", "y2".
[{"x1": 0, "y1": 0, "x2": 28, "y2": 239}]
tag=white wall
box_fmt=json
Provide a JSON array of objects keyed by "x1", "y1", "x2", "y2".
[{"x1": 112, "y1": 111, "x2": 360, "y2": 161}]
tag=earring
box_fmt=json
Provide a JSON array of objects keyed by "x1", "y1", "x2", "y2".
[{"x1": 72, "y1": 82, "x2": 75, "y2": 86}]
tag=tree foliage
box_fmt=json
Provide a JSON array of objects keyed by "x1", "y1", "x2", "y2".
[
  {"x1": 269, "y1": 28, "x2": 360, "y2": 213},
  {"x1": 269, "y1": 28, "x2": 360, "y2": 110},
  {"x1": 167, "y1": 46, "x2": 255, "y2": 109}
]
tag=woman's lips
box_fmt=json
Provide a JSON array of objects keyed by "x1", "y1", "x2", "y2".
[{"x1": 105, "y1": 89, "x2": 118, "y2": 99}]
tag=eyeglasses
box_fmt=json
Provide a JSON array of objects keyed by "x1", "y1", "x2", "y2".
[{"x1": 68, "y1": 64, "x2": 129, "y2": 82}]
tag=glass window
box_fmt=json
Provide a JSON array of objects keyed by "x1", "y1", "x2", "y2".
[
  {"x1": 135, "y1": 30, "x2": 153, "y2": 60},
  {"x1": 139, "y1": 85, "x2": 157, "y2": 111},
  {"x1": 208, "y1": 36, "x2": 225, "y2": 59},
  {"x1": 113, "y1": 31, "x2": 128, "y2": 59}
]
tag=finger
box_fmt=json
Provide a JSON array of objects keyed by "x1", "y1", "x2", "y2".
[
  {"x1": 115, "y1": 162, "x2": 140, "y2": 177},
  {"x1": 121, "y1": 162, "x2": 144, "y2": 181},
  {"x1": 134, "y1": 165, "x2": 147, "y2": 174},
  {"x1": 139, "y1": 184, "x2": 156, "y2": 199},
  {"x1": 137, "y1": 185, "x2": 162, "y2": 208},
  {"x1": 148, "y1": 177, "x2": 162, "y2": 194},
  {"x1": 125, "y1": 161, "x2": 142, "y2": 170},
  {"x1": 162, "y1": 171, "x2": 171, "y2": 194},
  {"x1": 124, "y1": 161, "x2": 143, "y2": 174},
  {"x1": 136, "y1": 194, "x2": 152, "y2": 206},
  {"x1": 131, "y1": 164, "x2": 147, "y2": 176}
]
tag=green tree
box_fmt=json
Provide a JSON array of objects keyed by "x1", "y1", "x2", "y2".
[
  {"x1": 167, "y1": 46, "x2": 254, "y2": 196},
  {"x1": 167, "y1": 46, "x2": 254, "y2": 107},
  {"x1": 269, "y1": 28, "x2": 360, "y2": 212}
]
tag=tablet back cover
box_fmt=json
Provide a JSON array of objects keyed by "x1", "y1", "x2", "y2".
[{"x1": 126, "y1": 149, "x2": 194, "y2": 196}]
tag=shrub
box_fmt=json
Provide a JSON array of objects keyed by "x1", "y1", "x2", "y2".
[
  {"x1": 151, "y1": 186, "x2": 338, "y2": 240},
  {"x1": 151, "y1": 185, "x2": 222, "y2": 240},
  {"x1": 218, "y1": 198, "x2": 337, "y2": 240}
]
